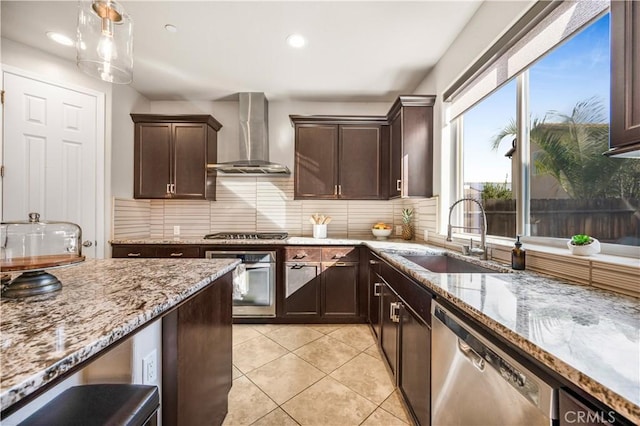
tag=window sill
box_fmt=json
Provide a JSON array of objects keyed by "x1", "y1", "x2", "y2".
[{"x1": 424, "y1": 232, "x2": 639, "y2": 297}]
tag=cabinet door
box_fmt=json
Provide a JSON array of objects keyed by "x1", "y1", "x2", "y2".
[
  {"x1": 610, "y1": 0, "x2": 640, "y2": 153},
  {"x1": 111, "y1": 245, "x2": 157, "y2": 258},
  {"x1": 173, "y1": 123, "x2": 207, "y2": 198},
  {"x1": 368, "y1": 261, "x2": 382, "y2": 339},
  {"x1": 162, "y1": 272, "x2": 232, "y2": 426},
  {"x1": 295, "y1": 125, "x2": 338, "y2": 199},
  {"x1": 389, "y1": 110, "x2": 402, "y2": 198},
  {"x1": 380, "y1": 284, "x2": 399, "y2": 378},
  {"x1": 155, "y1": 246, "x2": 201, "y2": 258},
  {"x1": 134, "y1": 123, "x2": 172, "y2": 198},
  {"x1": 321, "y1": 262, "x2": 359, "y2": 317},
  {"x1": 399, "y1": 305, "x2": 431, "y2": 426},
  {"x1": 339, "y1": 125, "x2": 382, "y2": 199},
  {"x1": 284, "y1": 263, "x2": 321, "y2": 317},
  {"x1": 402, "y1": 106, "x2": 432, "y2": 197}
]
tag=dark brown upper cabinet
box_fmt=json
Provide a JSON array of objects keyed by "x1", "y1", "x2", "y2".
[
  {"x1": 131, "y1": 114, "x2": 222, "y2": 199},
  {"x1": 291, "y1": 116, "x2": 389, "y2": 200},
  {"x1": 388, "y1": 95, "x2": 436, "y2": 198},
  {"x1": 608, "y1": 0, "x2": 640, "y2": 156}
]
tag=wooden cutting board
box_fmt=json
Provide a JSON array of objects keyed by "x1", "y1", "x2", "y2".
[{"x1": 1, "y1": 254, "x2": 85, "y2": 271}]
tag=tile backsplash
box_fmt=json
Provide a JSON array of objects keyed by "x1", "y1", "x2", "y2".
[{"x1": 113, "y1": 176, "x2": 439, "y2": 240}]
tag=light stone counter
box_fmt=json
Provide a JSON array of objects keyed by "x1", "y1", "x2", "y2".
[
  {"x1": 0, "y1": 258, "x2": 240, "y2": 414},
  {"x1": 378, "y1": 250, "x2": 640, "y2": 424},
  {"x1": 110, "y1": 237, "x2": 640, "y2": 422}
]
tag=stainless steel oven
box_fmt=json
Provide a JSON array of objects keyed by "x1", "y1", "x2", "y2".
[{"x1": 204, "y1": 250, "x2": 276, "y2": 317}]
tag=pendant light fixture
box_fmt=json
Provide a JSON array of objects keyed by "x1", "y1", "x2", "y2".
[{"x1": 76, "y1": 0, "x2": 133, "y2": 84}]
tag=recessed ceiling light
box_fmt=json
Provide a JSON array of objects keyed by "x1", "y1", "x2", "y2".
[
  {"x1": 46, "y1": 31, "x2": 74, "y2": 47},
  {"x1": 164, "y1": 24, "x2": 178, "y2": 33},
  {"x1": 286, "y1": 34, "x2": 306, "y2": 48}
]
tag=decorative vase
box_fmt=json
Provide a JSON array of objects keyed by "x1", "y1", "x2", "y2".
[
  {"x1": 402, "y1": 224, "x2": 414, "y2": 240},
  {"x1": 567, "y1": 238, "x2": 600, "y2": 256}
]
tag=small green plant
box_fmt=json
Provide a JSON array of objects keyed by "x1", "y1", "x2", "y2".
[{"x1": 570, "y1": 234, "x2": 593, "y2": 246}]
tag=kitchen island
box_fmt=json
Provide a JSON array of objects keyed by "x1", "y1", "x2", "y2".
[
  {"x1": 111, "y1": 237, "x2": 640, "y2": 424},
  {"x1": 0, "y1": 257, "x2": 240, "y2": 419}
]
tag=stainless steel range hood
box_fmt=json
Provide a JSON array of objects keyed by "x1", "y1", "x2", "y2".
[{"x1": 211, "y1": 92, "x2": 290, "y2": 175}]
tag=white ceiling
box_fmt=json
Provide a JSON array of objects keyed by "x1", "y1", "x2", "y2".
[{"x1": 1, "y1": 1, "x2": 483, "y2": 101}]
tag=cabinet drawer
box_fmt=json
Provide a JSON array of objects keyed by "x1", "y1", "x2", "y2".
[
  {"x1": 112, "y1": 246, "x2": 156, "y2": 258},
  {"x1": 155, "y1": 246, "x2": 201, "y2": 258},
  {"x1": 322, "y1": 246, "x2": 359, "y2": 263},
  {"x1": 284, "y1": 247, "x2": 322, "y2": 262}
]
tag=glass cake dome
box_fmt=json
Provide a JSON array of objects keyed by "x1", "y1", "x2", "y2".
[{"x1": 1, "y1": 213, "x2": 85, "y2": 298}]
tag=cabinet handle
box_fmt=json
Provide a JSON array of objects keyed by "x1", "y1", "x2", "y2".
[
  {"x1": 293, "y1": 254, "x2": 307, "y2": 259},
  {"x1": 369, "y1": 260, "x2": 379, "y2": 265},
  {"x1": 389, "y1": 302, "x2": 396, "y2": 321},
  {"x1": 291, "y1": 264, "x2": 304, "y2": 270},
  {"x1": 332, "y1": 254, "x2": 345, "y2": 259},
  {"x1": 166, "y1": 183, "x2": 171, "y2": 194},
  {"x1": 334, "y1": 185, "x2": 338, "y2": 196},
  {"x1": 391, "y1": 302, "x2": 402, "y2": 323},
  {"x1": 374, "y1": 282, "x2": 382, "y2": 296},
  {"x1": 171, "y1": 183, "x2": 176, "y2": 194},
  {"x1": 338, "y1": 185, "x2": 342, "y2": 196},
  {"x1": 170, "y1": 252, "x2": 184, "y2": 257},
  {"x1": 127, "y1": 252, "x2": 141, "y2": 257},
  {"x1": 334, "y1": 262, "x2": 347, "y2": 267},
  {"x1": 396, "y1": 179, "x2": 402, "y2": 191}
]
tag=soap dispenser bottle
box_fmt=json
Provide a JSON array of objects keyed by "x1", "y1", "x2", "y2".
[{"x1": 511, "y1": 235, "x2": 526, "y2": 270}]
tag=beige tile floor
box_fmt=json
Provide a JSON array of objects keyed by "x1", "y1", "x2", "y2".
[{"x1": 223, "y1": 324, "x2": 412, "y2": 426}]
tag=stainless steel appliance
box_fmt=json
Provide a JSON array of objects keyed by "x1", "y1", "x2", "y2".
[
  {"x1": 204, "y1": 232, "x2": 288, "y2": 240},
  {"x1": 431, "y1": 302, "x2": 557, "y2": 425},
  {"x1": 204, "y1": 250, "x2": 276, "y2": 317}
]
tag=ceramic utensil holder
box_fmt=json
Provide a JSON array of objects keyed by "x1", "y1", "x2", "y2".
[{"x1": 313, "y1": 224, "x2": 327, "y2": 239}]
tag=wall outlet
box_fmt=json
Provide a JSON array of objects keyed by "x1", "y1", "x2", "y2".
[
  {"x1": 395, "y1": 225, "x2": 403, "y2": 236},
  {"x1": 173, "y1": 225, "x2": 180, "y2": 236},
  {"x1": 142, "y1": 349, "x2": 157, "y2": 384}
]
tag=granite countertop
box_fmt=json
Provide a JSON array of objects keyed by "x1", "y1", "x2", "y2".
[
  {"x1": 376, "y1": 250, "x2": 640, "y2": 424},
  {"x1": 0, "y1": 258, "x2": 240, "y2": 413},
  {"x1": 109, "y1": 237, "x2": 640, "y2": 421}
]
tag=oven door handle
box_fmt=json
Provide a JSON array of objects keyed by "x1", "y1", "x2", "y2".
[{"x1": 243, "y1": 263, "x2": 274, "y2": 270}]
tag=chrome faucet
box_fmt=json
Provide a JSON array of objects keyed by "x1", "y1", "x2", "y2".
[{"x1": 446, "y1": 198, "x2": 488, "y2": 260}]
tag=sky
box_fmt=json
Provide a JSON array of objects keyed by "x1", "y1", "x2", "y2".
[{"x1": 463, "y1": 13, "x2": 610, "y2": 183}]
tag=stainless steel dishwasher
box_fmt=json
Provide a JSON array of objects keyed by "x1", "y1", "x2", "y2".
[{"x1": 431, "y1": 302, "x2": 557, "y2": 425}]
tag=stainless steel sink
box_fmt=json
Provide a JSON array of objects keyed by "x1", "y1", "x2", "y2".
[{"x1": 400, "y1": 254, "x2": 505, "y2": 274}]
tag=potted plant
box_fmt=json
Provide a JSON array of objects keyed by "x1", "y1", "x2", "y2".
[{"x1": 567, "y1": 234, "x2": 601, "y2": 256}]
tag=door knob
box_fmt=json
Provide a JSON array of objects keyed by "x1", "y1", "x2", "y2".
[{"x1": 82, "y1": 240, "x2": 93, "y2": 247}]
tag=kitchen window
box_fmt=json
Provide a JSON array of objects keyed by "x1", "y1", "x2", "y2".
[{"x1": 452, "y1": 2, "x2": 638, "y2": 249}]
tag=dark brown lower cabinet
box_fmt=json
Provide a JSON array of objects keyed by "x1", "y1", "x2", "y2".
[
  {"x1": 559, "y1": 389, "x2": 632, "y2": 426},
  {"x1": 283, "y1": 262, "x2": 321, "y2": 317},
  {"x1": 162, "y1": 272, "x2": 232, "y2": 426},
  {"x1": 379, "y1": 282, "x2": 400, "y2": 378},
  {"x1": 368, "y1": 255, "x2": 383, "y2": 339},
  {"x1": 322, "y1": 262, "x2": 358, "y2": 316},
  {"x1": 399, "y1": 304, "x2": 431, "y2": 426}
]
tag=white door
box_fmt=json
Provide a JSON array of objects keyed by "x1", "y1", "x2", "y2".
[{"x1": 3, "y1": 71, "x2": 99, "y2": 258}]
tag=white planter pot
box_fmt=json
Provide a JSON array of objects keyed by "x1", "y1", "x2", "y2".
[{"x1": 567, "y1": 238, "x2": 601, "y2": 256}]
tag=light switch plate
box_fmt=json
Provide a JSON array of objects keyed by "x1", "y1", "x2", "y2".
[
  {"x1": 395, "y1": 225, "x2": 403, "y2": 236},
  {"x1": 173, "y1": 225, "x2": 180, "y2": 236}
]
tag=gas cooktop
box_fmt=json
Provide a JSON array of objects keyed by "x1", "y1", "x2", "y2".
[{"x1": 203, "y1": 232, "x2": 289, "y2": 240}]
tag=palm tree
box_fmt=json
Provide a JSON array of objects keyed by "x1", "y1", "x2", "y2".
[{"x1": 491, "y1": 98, "x2": 637, "y2": 199}]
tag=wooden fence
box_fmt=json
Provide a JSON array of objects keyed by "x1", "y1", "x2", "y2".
[{"x1": 467, "y1": 198, "x2": 640, "y2": 244}]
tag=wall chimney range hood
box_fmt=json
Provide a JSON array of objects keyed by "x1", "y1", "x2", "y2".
[{"x1": 211, "y1": 92, "x2": 290, "y2": 175}]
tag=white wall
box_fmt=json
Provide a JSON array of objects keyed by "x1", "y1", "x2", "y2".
[
  {"x1": 411, "y1": 0, "x2": 535, "y2": 231},
  {"x1": 112, "y1": 85, "x2": 151, "y2": 198}
]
